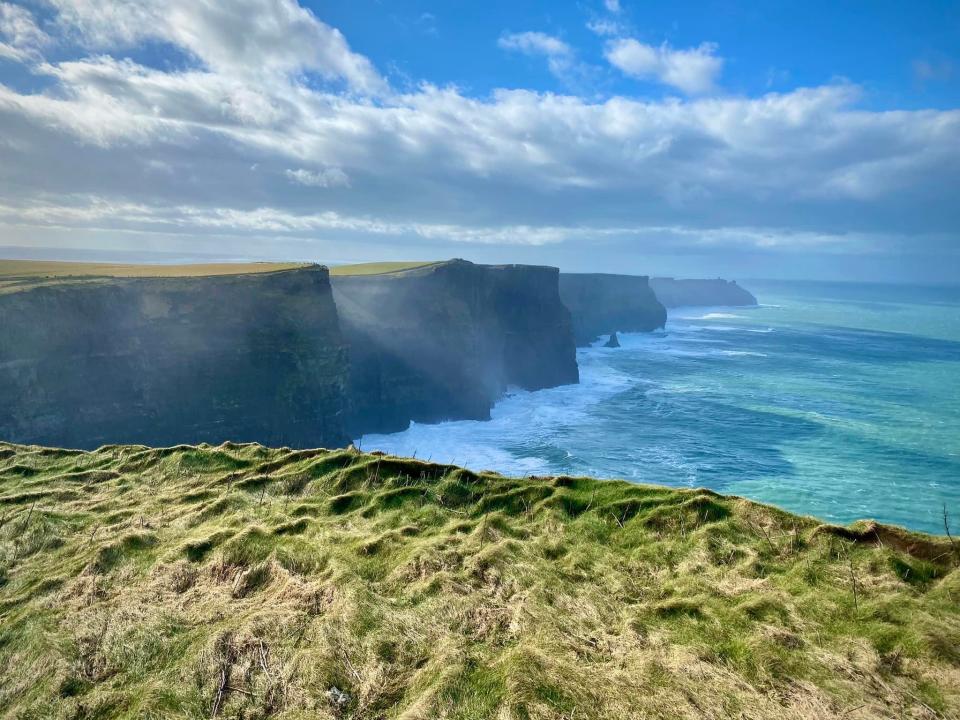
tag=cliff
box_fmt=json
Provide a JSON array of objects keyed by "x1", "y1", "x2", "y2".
[
  {"x1": 650, "y1": 277, "x2": 757, "y2": 308},
  {"x1": 2, "y1": 441, "x2": 957, "y2": 719},
  {"x1": 331, "y1": 260, "x2": 579, "y2": 436},
  {"x1": 0, "y1": 262, "x2": 350, "y2": 449},
  {"x1": 559, "y1": 273, "x2": 667, "y2": 346}
]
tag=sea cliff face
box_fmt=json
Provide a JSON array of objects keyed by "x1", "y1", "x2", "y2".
[
  {"x1": 332, "y1": 260, "x2": 579, "y2": 436},
  {"x1": 0, "y1": 265, "x2": 350, "y2": 449},
  {"x1": 650, "y1": 277, "x2": 757, "y2": 308},
  {"x1": 0, "y1": 259, "x2": 580, "y2": 447},
  {"x1": 559, "y1": 273, "x2": 667, "y2": 346}
]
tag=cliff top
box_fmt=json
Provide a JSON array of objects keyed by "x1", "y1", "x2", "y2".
[
  {"x1": 331, "y1": 260, "x2": 563, "y2": 278},
  {"x1": 1, "y1": 441, "x2": 957, "y2": 718},
  {"x1": 329, "y1": 261, "x2": 439, "y2": 276},
  {"x1": 0, "y1": 259, "x2": 314, "y2": 294},
  {"x1": 652, "y1": 276, "x2": 740, "y2": 284},
  {"x1": 561, "y1": 271, "x2": 651, "y2": 280}
]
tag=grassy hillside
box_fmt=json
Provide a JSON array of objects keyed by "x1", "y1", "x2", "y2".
[
  {"x1": 0, "y1": 260, "x2": 309, "y2": 294},
  {"x1": 0, "y1": 442, "x2": 957, "y2": 719},
  {"x1": 329, "y1": 262, "x2": 438, "y2": 276}
]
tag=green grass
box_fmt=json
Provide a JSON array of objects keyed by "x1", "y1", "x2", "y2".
[
  {"x1": 328, "y1": 261, "x2": 439, "y2": 276},
  {"x1": 0, "y1": 260, "x2": 311, "y2": 294},
  {"x1": 0, "y1": 442, "x2": 957, "y2": 719}
]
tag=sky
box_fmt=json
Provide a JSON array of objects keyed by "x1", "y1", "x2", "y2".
[{"x1": 0, "y1": 0, "x2": 958, "y2": 282}]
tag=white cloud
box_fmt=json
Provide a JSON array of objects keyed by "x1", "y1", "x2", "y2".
[
  {"x1": 499, "y1": 31, "x2": 570, "y2": 58},
  {"x1": 498, "y1": 31, "x2": 575, "y2": 79},
  {"x1": 0, "y1": 0, "x2": 956, "y2": 278},
  {"x1": 604, "y1": 0, "x2": 622, "y2": 13},
  {"x1": 0, "y1": 41, "x2": 25, "y2": 61},
  {"x1": 0, "y1": 195, "x2": 892, "y2": 251},
  {"x1": 586, "y1": 19, "x2": 622, "y2": 37},
  {"x1": 285, "y1": 167, "x2": 350, "y2": 188},
  {"x1": 0, "y1": 3, "x2": 48, "y2": 45},
  {"x1": 0, "y1": 2, "x2": 48, "y2": 61},
  {"x1": 606, "y1": 38, "x2": 723, "y2": 94},
  {"x1": 47, "y1": 0, "x2": 385, "y2": 93}
]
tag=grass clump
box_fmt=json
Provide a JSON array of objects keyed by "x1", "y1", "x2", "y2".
[{"x1": 0, "y1": 441, "x2": 958, "y2": 719}]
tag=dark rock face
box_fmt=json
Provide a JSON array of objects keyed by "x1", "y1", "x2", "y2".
[
  {"x1": 650, "y1": 278, "x2": 757, "y2": 308},
  {"x1": 604, "y1": 332, "x2": 620, "y2": 348},
  {"x1": 0, "y1": 266, "x2": 350, "y2": 449},
  {"x1": 332, "y1": 260, "x2": 579, "y2": 437},
  {"x1": 558, "y1": 273, "x2": 666, "y2": 347}
]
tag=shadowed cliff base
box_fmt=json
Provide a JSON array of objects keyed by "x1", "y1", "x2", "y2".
[
  {"x1": 332, "y1": 259, "x2": 579, "y2": 437},
  {"x1": 0, "y1": 441, "x2": 957, "y2": 719}
]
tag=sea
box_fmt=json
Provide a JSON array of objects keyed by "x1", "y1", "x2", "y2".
[{"x1": 359, "y1": 280, "x2": 960, "y2": 535}]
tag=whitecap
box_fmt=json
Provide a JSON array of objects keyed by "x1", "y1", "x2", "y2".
[
  {"x1": 679, "y1": 312, "x2": 746, "y2": 321},
  {"x1": 718, "y1": 350, "x2": 768, "y2": 358}
]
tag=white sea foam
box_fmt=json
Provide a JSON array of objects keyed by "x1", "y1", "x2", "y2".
[
  {"x1": 680, "y1": 312, "x2": 745, "y2": 320},
  {"x1": 719, "y1": 350, "x2": 768, "y2": 357},
  {"x1": 359, "y1": 347, "x2": 634, "y2": 476}
]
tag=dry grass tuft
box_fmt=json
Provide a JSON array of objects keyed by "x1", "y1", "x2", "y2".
[{"x1": 0, "y1": 441, "x2": 957, "y2": 719}]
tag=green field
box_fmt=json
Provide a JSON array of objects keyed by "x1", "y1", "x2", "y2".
[
  {"x1": 0, "y1": 260, "x2": 310, "y2": 294},
  {"x1": 0, "y1": 259, "x2": 442, "y2": 292},
  {"x1": 0, "y1": 442, "x2": 957, "y2": 719},
  {"x1": 328, "y1": 261, "x2": 438, "y2": 276}
]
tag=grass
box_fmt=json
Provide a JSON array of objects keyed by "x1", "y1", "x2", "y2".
[
  {"x1": 0, "y1": 441, "x2": 957, "y2": 719},
  {"x1": 0, "y1": 260, "x2": 310, "y2": 294},
  {"x1": 329, "y1": 262, "x2": 439, "y2": 276}
]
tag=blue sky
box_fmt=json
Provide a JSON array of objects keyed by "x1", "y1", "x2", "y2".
[
  {"x1": 0, "y1": 0, "x2": 958, "y2": 281},
  {"x1": 323, "y1": 0, "x2": 960, "y2": 109}
]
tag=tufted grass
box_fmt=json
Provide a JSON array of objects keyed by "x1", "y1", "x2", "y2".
[{"x1": 0, "y1": 441, "x2": 957, "y2": 719}]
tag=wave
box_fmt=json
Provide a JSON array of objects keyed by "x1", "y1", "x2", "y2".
[
  {"x1": 679, "y1": 312, "x2": 746, "y2": 320},
  {"x1": 719, "y1": 350, "x2": 768, "y2": 357},
  {"x1": 360, "y1": 349, "x2": 637, "y2": 476}
]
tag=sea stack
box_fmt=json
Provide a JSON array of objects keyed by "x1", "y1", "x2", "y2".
[{"x1": 604, "y1": 332, "x2": 620, "y2": 348}]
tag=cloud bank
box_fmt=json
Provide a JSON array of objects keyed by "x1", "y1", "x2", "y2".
[{"x1": 0, "y1": 0, "x2": 957, "y2": 279}]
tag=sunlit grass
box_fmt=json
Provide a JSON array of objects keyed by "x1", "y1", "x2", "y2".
[
  {"x1": 0, "y1": 260, "x2": 310, "y2": 294},
  {"x1": 329, "y1": 261, "x2": 438, "y2": 276},
  {"x1": 0, "y1": 441, "x2": 957, "y2": 719}
]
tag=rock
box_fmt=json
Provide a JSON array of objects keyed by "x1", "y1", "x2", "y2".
[
  {"x1": 326, "y1": 686, "x2": 351, "y2": 711},
  {"x1": 604, "y1": 332, "x2": 620, "y2": 348}
]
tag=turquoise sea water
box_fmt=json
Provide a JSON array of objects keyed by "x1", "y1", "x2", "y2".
[{"x1": 360, "y1": 281, "x2": 960, "y2": 535}]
